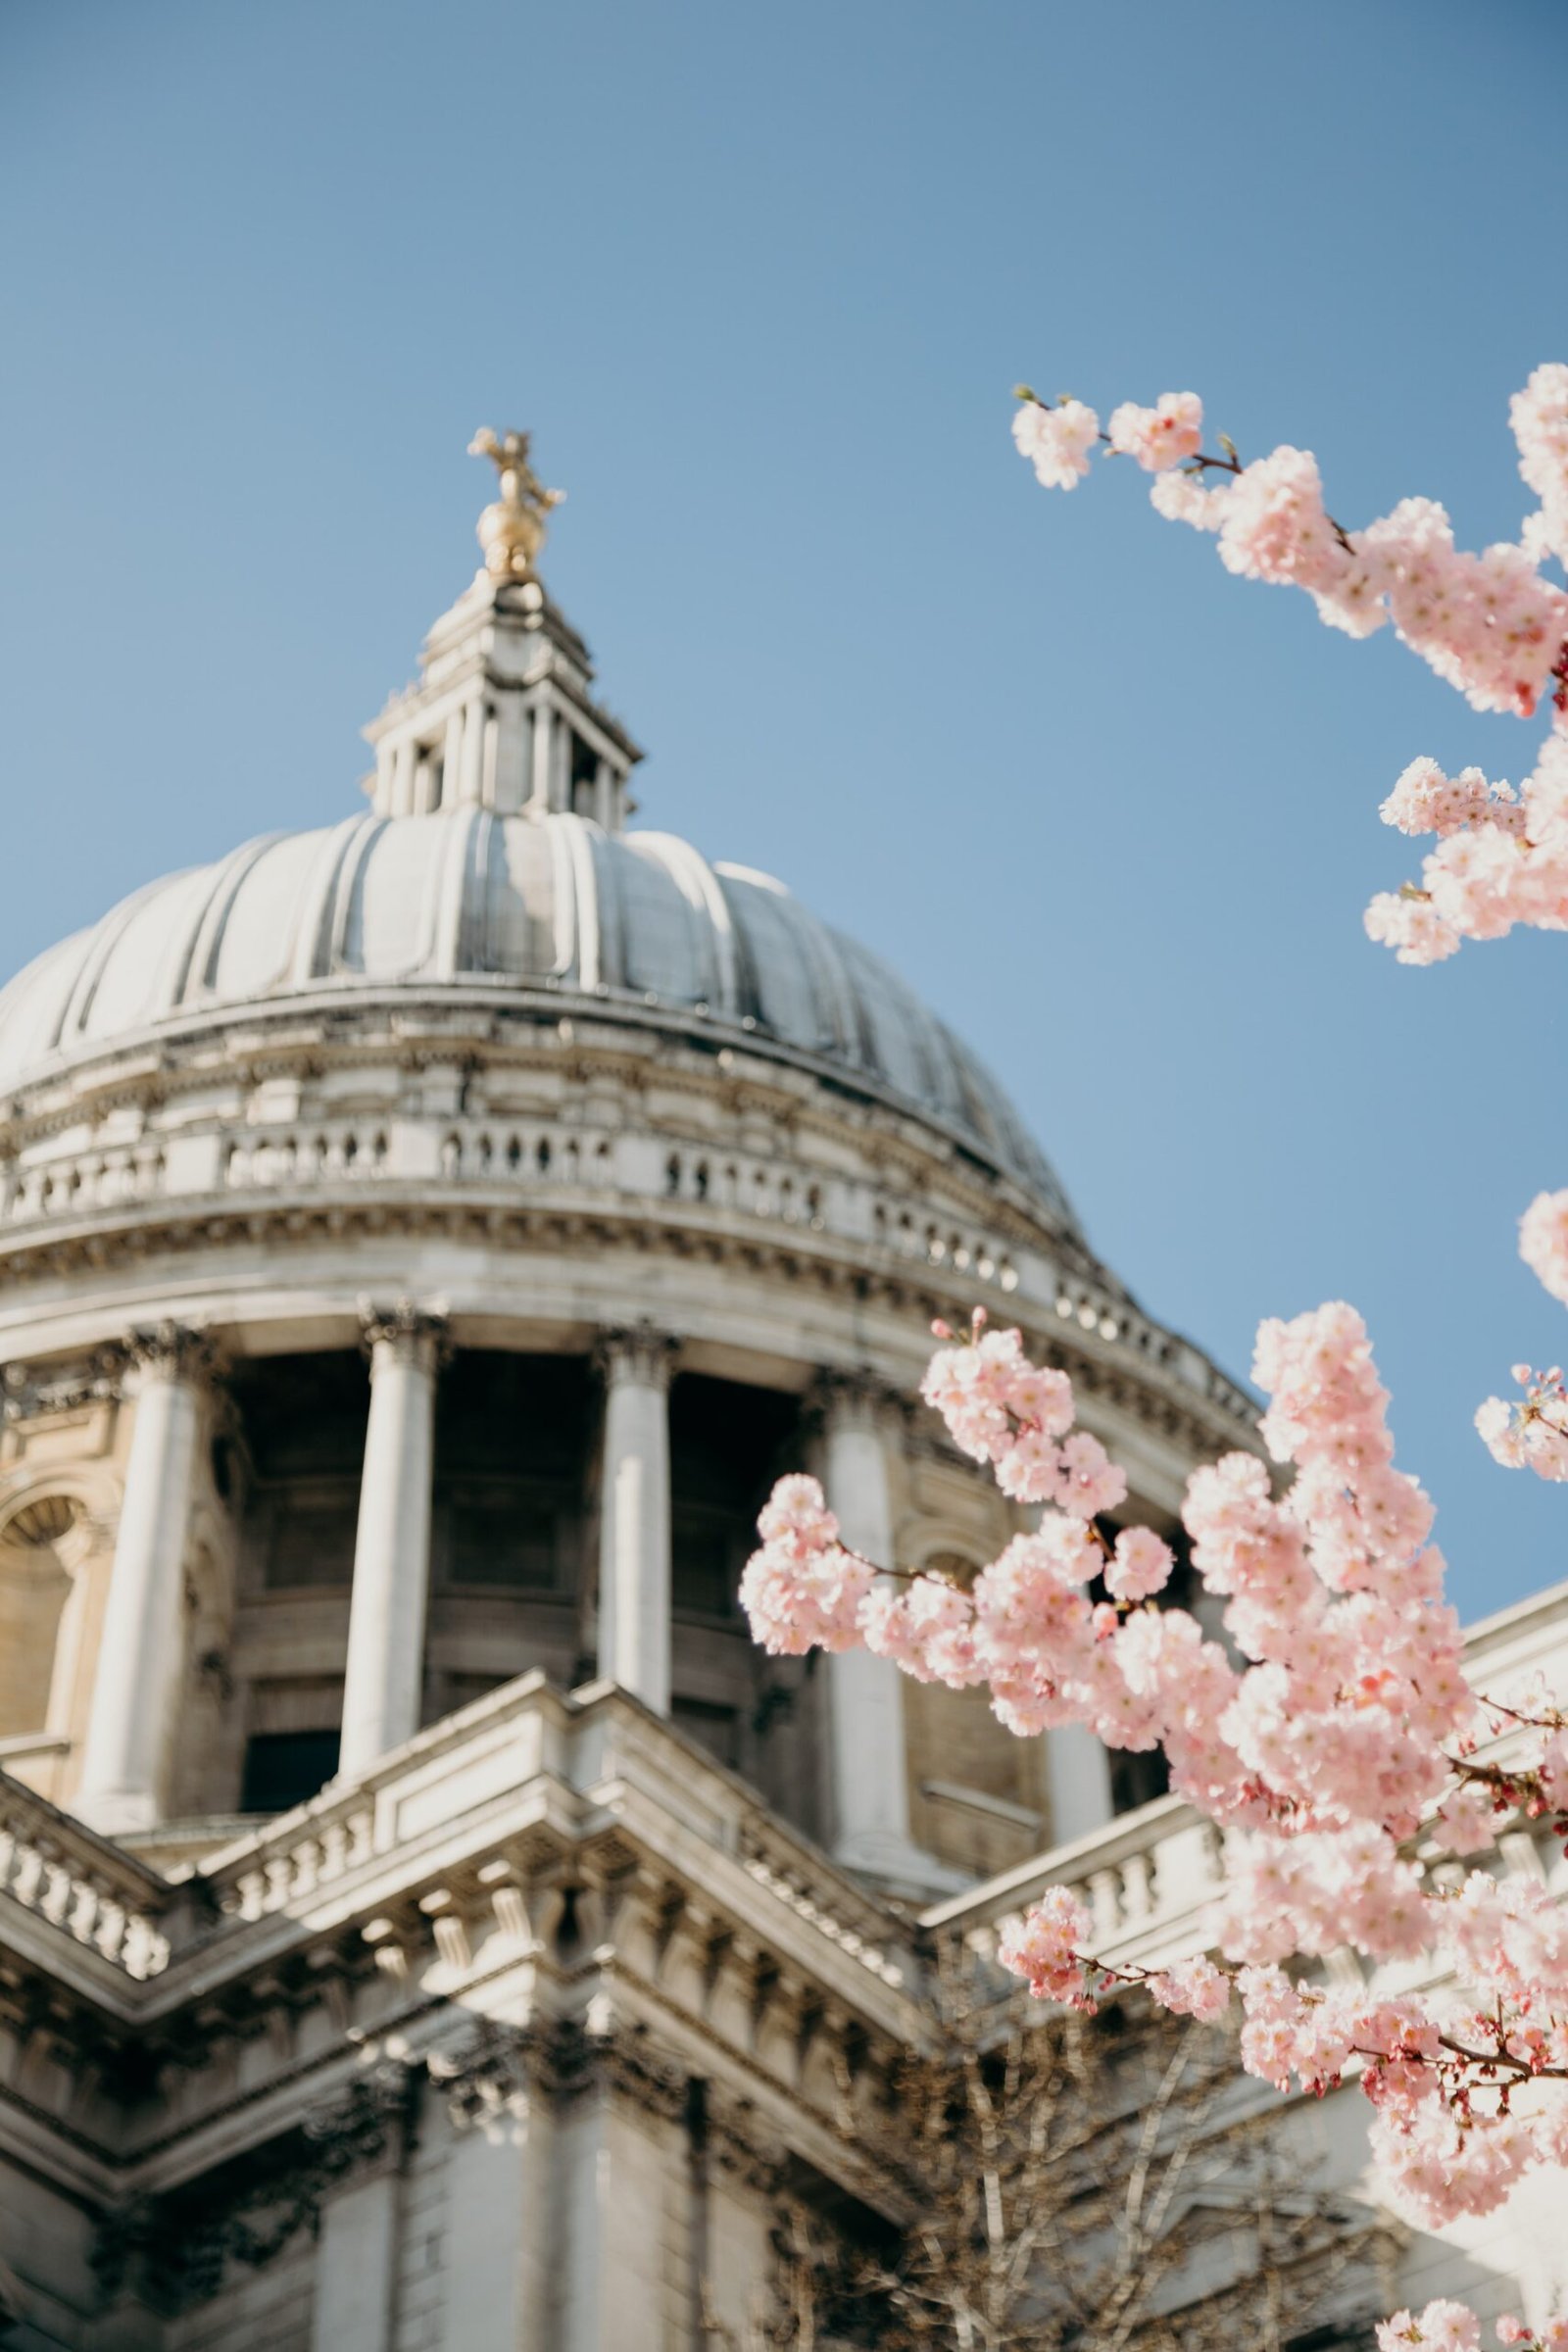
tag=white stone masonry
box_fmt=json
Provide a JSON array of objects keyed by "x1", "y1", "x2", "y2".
[
  {"x1": 75, "y1": 1326, "x2": 212, "y2": 1835},
  {"x1": 596, "y1": 1327, "x2": 676, "y2": 1712},
  {"x1": 338, "y1": 1305, "x2": 447, "y2": 1780}
]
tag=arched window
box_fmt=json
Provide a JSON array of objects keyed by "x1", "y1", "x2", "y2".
[{"x1": 0, "y1": 1495, "x2": 81, "y2": 1740}]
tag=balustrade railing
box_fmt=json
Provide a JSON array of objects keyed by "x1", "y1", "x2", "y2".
[{"x1": 0, "y1": 1775, "x2": 172, "y2": 1980}]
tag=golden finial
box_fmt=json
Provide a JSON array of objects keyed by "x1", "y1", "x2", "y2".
[{"x1": 467, "y1": 427, "x2": 564, "y2": 580}]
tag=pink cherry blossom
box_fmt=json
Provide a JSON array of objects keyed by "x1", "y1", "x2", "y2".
[
  {"x1": 1145, "y1": 1954, "x2": 1231, "y2": 2020},
  {"x1": 1511, "y1": 362, "x2": 1568, "y2": 568},
  {"x1": 1476, "y1": 1371, "x2": 1568, "y2": 1482},
  {"x1": 1216, "y1": 446, "x2": 1349, "y2": 596},
  {"x1": 998, "y1": 1884, "x2": 1095, "y2": 2007},
  {"x1": 1104, "y1": 1524, "x2": 1174, "y2": 1601},
  {"x1": 1011, "y1": 398, "x2": 1099, "y2": 490},
  {"x1": 1106, "y1": 392, "x2": 1203, "y2": 472},
  {"x1": 1377, "y1": 2303, "x2": 1481, "y2": 2352},
  {"x1": 1520, "y1": 1189, "x2": 1568, "y2": 1305}
]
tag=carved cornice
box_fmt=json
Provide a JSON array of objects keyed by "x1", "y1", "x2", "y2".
[{"x1": 0, "y1": 1184, "x2": 1255, "y2": 1451}]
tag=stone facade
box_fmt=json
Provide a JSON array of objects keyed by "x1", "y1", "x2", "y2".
[{"x1": 0, "y1": 459, "x2": 1563, "y2": 2345}]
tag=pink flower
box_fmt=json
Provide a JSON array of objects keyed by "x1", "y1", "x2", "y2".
[
  {"x1": 1376, "y1": 2303, "x2": 1481, "y2": 2352},
  {"x1": 1105, "y1": 1525, "x2": 1174, "y2": 1601},
  {"x1": 739, "y1": 1542, "x2": 872, "y2": 1655},
  {"x1": 1054, "y1": 1429, "x2": 1128, "y2": 1518},
  {"x1": 1106, "y1": 392, "x2": 1203, "y2": 472},
  {"x1": 1431, "y1": 1786, "x2": 1499, "y2": 1856},
  {"x1": 757, "y1": 1474, "x2": 839, "y2": 1555},
  {"x1": 998, "y1": 1885, "x2": 1095, "y2": 2006},
  {"x1": 1150, "y1": 469, "x2": 1232, "y2": 530},
  {"x1": 1146, "y1": 1954, "x2": 1231, "y2": 2020},
  {"x1": 1379, "y1": 757, "x2": 1517, "y2": 841},
  {"x1": 1364, "y1": 892, "x2": 1462, "y2": 965},
  {"x1": 1477, "y1": 1370, "x2": 1568, "y2": 1482},
  {"x1": 1521, "y1": 1189, "x2": 1568, "y2": 1305},
  {"x1": 1011, "y1": 398, "x2": 1099, "y2": 490},
  {"x1": 860, "y1": 1575, "x2": 981, "y2": 1686},
  {"x1": 1217, "y1": 446, "x2": 1348, "y2": 595},
  {"x1": 1511, "y1": 362, "x2": 1568, "y2": 569}
]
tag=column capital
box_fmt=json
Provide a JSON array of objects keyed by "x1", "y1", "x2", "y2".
[
  {"x1": 593, "y1": 1322, "x2": 678, "y2": 1392},
  {"x1": 358, "y1": 1299, "x2": 451, "y2": 1372},
  {"x1": 809, "y1": 1362, "x2": 906, "y2": 1434},
  {"x1": 124, "y1": 1322, "x2": 221, "y2": 1391}
]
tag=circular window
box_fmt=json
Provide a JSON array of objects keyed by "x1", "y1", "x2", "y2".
[{"x1": 5, "y1": 1494, "x2": 82, "y2": 1548}]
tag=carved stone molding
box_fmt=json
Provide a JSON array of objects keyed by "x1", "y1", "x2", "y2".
[
  {"x1": 91, "y1": 2061, "x2": 419, "y2": 2314},
  {"x1": 427, "y1": 2017, "x2": 535, "y2": 2130},
  {"x1": 807, "y1": 1363, "x2": 908, "y2": 1436},
  {"x1": 427, "y1": 2014, "x2": 690, "y2": 2126},
  {"x1": 593, "y1": 1320, "x2": 679, "y2": 1391},
  {"x1": 705, "y1": 2085, "x2": 787, "y2": 2196},
  {"x1": 125, "y1": 1322, "x2": 221, "y2": 1390},
  {"x1": 1, "y1": 1343, "x2": 128, "y2": 1422},
  {"x1": 357, "y1": 1298, "x2": 451, "y2": 1372}
]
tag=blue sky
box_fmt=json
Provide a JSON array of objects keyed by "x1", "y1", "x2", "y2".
[{"x1": 3, "y1": 0, "x2": 1566, "y2": 1618}]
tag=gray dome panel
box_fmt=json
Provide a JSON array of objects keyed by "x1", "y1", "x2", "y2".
[{"x1": 0, "y1": 808, "x2": 1077, "y2": 1227}]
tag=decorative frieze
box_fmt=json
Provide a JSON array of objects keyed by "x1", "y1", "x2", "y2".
[{"x1": 1, "y1": 1344, "x2": 127, "y2": 1422}]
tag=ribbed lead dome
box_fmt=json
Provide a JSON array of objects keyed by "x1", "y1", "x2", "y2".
[{"x1": 0, "y1": 808, "x2": 1078, "y2": 1225}]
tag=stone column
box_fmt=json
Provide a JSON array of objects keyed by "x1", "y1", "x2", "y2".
[
  {"x1": 1046, "y1": 1723, "x2": 1116, "y2": 1844},
  {"x1": 817, "y1": 1372, "x2": 919, "y2": 1878},
  {"x1": 595, "y1": 1327, "x2": 676, "y2": 1712},
  {"x1": 529, "y1": 699, "x2": 554, "y2": 812},
  {"x1": 76, "y1": 1326, "x2": 215, "y2": 1835},
  {"x1": 338, "y1": 1304, "x2": 447, "y2": 1781}
]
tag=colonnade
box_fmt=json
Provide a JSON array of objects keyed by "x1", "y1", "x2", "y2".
[{"x1": 69, "y1": 1316, "x2": 934, "y2": 1879}]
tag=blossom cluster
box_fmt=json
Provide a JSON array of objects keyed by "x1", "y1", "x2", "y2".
[
  {"x1": 741, "y1": 1304, "x2": 1568, "y2": 2239},
  {"x1": 998, "y1": 359, "x2": 1568, "y2": 2352},
  {"x1": 1471, "y1": 1193, "x2": 1568, "y2": 1485},
  {"x1": 1381, "y1": 2308, "x2": 1568, "y2": 2352},
  {"x1": 1364, "y1": 740, "x2": 1568, "y2": 964},
  {"x1": 1012, "y1": 380, "x2": 1568, "y2": 725},
  {"x1": 1513, "y1": 364, "x2": 1568, "y2": 571}
]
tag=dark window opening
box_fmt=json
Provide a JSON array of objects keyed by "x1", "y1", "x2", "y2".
[
  {"x1": 241, "y1": 1729, "x2": 340, "y2": 1815},
  {"x1": 433, "y1": 1351, "x2": 593, "y2": 1592},
  {"x1": 669, "y1": 1373, "x2": 802, "y2": 1621},
  {"x1": 569, "y1": 732, "x2": 600, "y2": 814},
  {"x1": 229, "y1": 1352, "x2": 369, "y2": 1592}
]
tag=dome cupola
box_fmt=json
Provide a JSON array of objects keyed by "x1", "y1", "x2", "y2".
[{"x1": 0, "y1": 434, "x2": 1254, "y2": 1892}]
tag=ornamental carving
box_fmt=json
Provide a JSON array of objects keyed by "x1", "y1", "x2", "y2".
[
  {"x1": 807, "y1": 1363, "x2": 908, "y2": 1435},
  {"x1": 593, "y1": 1321, "x2": 679, "y2": 1390},
  {"x1": 125, "y1": 1322, "x2": 220, "y2": 1388},
  {"x1": 91, "y1": 2062, "x2": 419, "y2": 2312},
  {"x1": 1, "y1": 1344, "x2": 127, "y2": 1421},
  {"x1": 358, "y1": 1298, "x2": 451, "y2": 1370}
]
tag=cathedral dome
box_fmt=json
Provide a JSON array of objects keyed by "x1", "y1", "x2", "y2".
[{"x1": 0, "y1": 808, "x2": 1074, "y2": 1224}]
